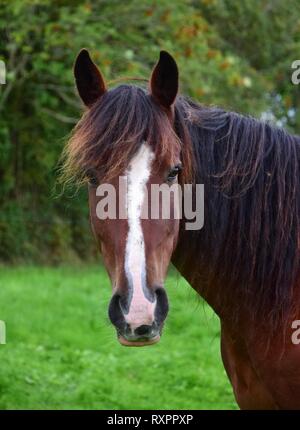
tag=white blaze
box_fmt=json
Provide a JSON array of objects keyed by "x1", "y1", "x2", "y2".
[{"x1": 124, "y1": 142, "x2": 156, "y2": 331}]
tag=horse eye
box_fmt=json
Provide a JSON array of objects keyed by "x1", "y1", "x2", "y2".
[
  {"x1": 86, "y1": 169, "x2": 99, "y2": 187},
  {"x1": 167, "y1": 164, "x2": 182, "y2": 182}
]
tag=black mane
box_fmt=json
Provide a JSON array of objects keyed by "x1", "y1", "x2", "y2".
[{"x1": 174, "y1": 97, "x2": 300, "y2": 332}]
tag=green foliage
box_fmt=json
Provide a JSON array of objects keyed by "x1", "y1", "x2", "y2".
[
  {"x1": 0, "y1": 266, "x2": 237, "y2": 409},
  {"x1": 0, "y1": 0, "x2": 299, "y2": 262}
]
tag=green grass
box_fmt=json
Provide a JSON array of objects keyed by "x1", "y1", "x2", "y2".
[{"x1": 0, "y1": 265, "x2": 237, "y2": 410}]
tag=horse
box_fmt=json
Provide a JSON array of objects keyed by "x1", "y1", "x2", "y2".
[{"x1": 60, "y1": 49, "x2": 300, "y2": 409}]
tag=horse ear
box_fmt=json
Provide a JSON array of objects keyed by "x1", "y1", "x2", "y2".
[
  {"x1": 150, "y1": 51, "x2": 178, "y2": 109},
  {"x1": 74, "y1": 49, "x2": 106, "y2": 107}
]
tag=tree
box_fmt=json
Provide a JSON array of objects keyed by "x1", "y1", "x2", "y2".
[{"x1": 0, "y1": 0, "x2": 298, "y2": 262}]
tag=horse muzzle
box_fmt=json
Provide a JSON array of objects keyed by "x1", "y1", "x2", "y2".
[
  {"x1": 118, "y1": 322, "x2": 161, "y2": 346},
  {"x1": 108, "y1": 287, "x2": 169, "y2": 346}
]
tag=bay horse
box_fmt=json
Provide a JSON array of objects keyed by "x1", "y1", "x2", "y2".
[{"x1": 61, "y1": 49, "x2": 300, "y2": 409}]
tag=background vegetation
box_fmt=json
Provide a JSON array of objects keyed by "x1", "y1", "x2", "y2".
[
  {"x1": 1, "y1": 0, "x2": 300, "y2": 262},
  {"x1": 0, "y1": 0, "x2": 300, "y2": 410},
  {"x1": 0, "y1": 266, "x2": 237, "y2": 409}
]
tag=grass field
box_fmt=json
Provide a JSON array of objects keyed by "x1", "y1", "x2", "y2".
[{"x1": 0, "y1": 265, "x2": 237, "y2": 410}]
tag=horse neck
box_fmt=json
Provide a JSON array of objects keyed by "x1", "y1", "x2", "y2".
[
  {"x1": 171, "y1": 104, "x2": 300, "y2": 327},
  {"x1": 171, "y1": 121, "x2": 225, "y2": 313}
]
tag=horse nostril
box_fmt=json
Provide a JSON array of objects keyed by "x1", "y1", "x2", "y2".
[
  {"x1": 134, "y1": 325, "x2": 152, "y2": 337},
  {"x1": 108, "y1": 294, "x2": 126, "y2": 330},
  {"x1": 154, "y1": 287, "x2": 169, "y2": 325}
]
